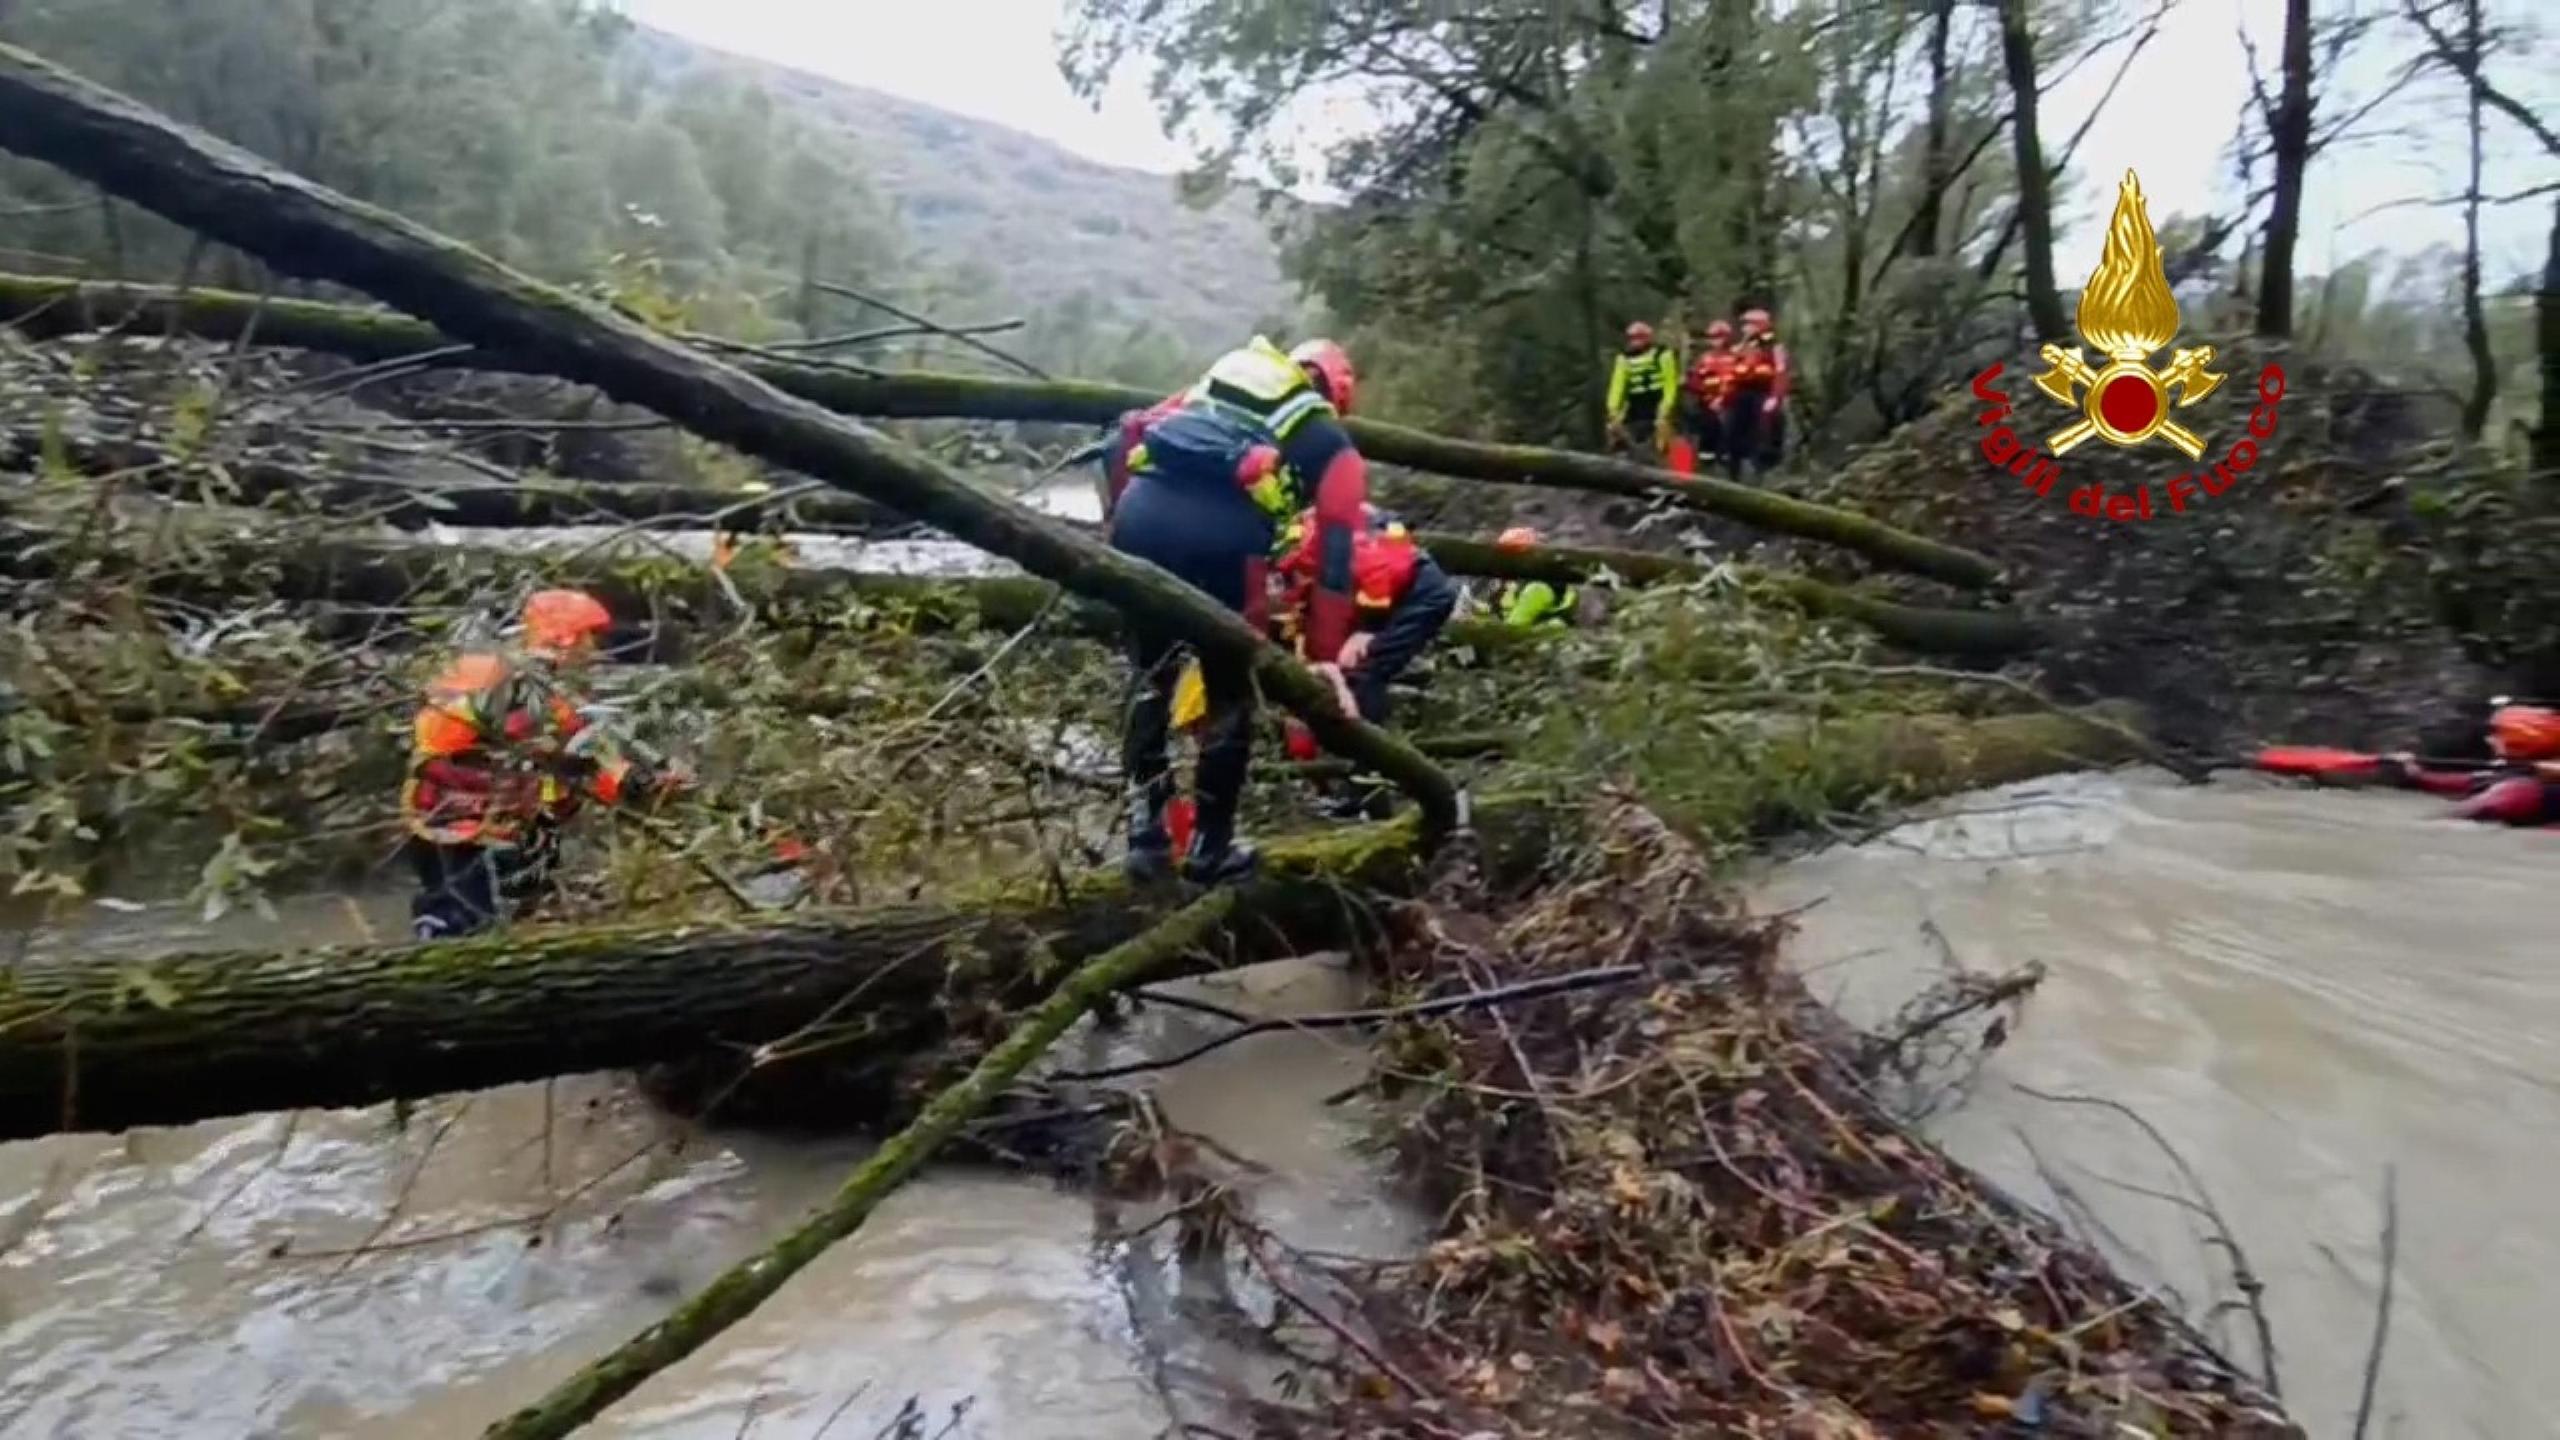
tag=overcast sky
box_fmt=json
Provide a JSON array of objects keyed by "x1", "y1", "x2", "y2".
[{"x1": 625, "y1": 0, "x2": 2554, "y2": 285}]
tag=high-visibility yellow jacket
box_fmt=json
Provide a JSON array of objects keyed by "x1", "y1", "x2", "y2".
[{"x1": 1606, "y1": 346, "x2": 1681, "y2": 429}]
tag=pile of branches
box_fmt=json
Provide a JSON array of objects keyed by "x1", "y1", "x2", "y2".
[{"x1": 1273, "y1": 798, "x2": 2297, "y2": 1437}]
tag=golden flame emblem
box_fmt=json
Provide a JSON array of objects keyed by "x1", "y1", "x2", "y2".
[{"x1": 2031, "y1": 170, "x2": 2223, "y2": 459}]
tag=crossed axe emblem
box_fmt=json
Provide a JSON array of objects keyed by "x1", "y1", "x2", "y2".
[{"x1": 2030, "y1": 343, "x2": 2225, "y2": 461}]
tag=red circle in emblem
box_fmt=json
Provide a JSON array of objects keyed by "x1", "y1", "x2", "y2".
[{"x1": 2099, "y1": 373, "x2": 2160, "y2": 434}]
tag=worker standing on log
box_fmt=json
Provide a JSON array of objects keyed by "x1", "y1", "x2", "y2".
[
  {"x1": 1274, "y1": 503, "x2": 1459, "y2": 819},
  {"x1": 1724, "y1": 307, "x2": 1791, "y2": 478},
  {"x1": 1106, "y1": 336, "x2": 1368, "y2": 885},
  {"x1": 402, "y1": 589, "x2": 686, "y2": 940},
  {"x1": 1605, "y1": 321, "x2": 1679, "y2": 460}
]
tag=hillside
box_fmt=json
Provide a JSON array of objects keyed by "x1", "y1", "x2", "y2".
[{"x1": 624, "y1": 26, "x2": 1303, "y2": 358}]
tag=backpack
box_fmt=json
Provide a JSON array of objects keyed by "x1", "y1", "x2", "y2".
[{"x1": 1138, "y1": 402, "x2": 1281, "y2": 495}]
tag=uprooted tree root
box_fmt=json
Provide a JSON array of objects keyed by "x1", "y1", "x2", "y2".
[{"x1": 1260, "y1": 798, "x2": 2298, "y2": 1438}]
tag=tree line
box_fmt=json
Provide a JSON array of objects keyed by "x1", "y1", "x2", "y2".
[
  {"x1": 0, "y1": 0, "x2": 1199, "y2": 390},
  {"x1": 1065, "y1": 0, "x2": 2555, "y2": 478}
]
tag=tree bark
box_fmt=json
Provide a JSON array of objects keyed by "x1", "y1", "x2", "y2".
[
  {"x1": 2539, "y1": 193, "x2": 2560, "y2": 486},
  {"x1": 1902, "y1": 0, "x2": 1958, "y2": 261},
  {"x1": 0, "y1": 269, "x2": 2005, "y2": 590},
  {"x1": 0, "y1": 803, "x2": 1551, "y2": 1143},
  {"x1": 1994, "y1": 0, "x2": 2067, "y2": 342},
  {"x1": 2456, "y1": 1, "x2": 2495, "y2": 443},
  {"x1": 2254, "y1": 0, "x2": 2315, "y2": 339},
  {"x1": 0, "y1": 49, "x2": 1461, "y2": 834},
  {"x1": 0, "y1": 426, "x2": 907, "y2": 534}
]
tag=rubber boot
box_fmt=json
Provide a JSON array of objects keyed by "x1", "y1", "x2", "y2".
[
  {"x1": 1183, "y1": 703, "x2": 1258, "y2": 885},
  {"x1": 1120, "y1": 651, "x2": 1180, "y2": 883},
  {"x1": 1124, "y1": 787, "x2": 1175, "y2": 883}
]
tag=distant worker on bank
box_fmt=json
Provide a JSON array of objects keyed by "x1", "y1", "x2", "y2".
[
  {"x1": 1605, "y1": 321, "x2": 1680, "y2": 461},
  {"x1": 2377, "y1": 704, "x2": 2560, "y2": 826},
  {"x1": 401, "y1": 589, "x2": 688, "y2": 941},
  {"x1": 1723, "y1": 307, "x2": 1790, "y2": 478},
  {"x1": 1099, "y1": 335, "x2": 1368, "y2": 885},
  {"x1": 1275, "y1": 503, "x2": 1459, "y2": 818},
  {"x1": 1682, "y1": 319, "x2": 1737, "y2": 478}
]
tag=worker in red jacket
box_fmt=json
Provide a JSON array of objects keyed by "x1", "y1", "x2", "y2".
[
  {"x1": 402, "y1": 589, "x2": 687, "y2": 939},
  {"x1": 1724, "y1": 307, "x2": 1791, "y2": 478},
  {"x1": 1273, "y1": 504, "x2": 1459, "y2": 817},
  {"x1": 2378, "y1": 704, "x2": 2560, "y2": 826},
  {"x1": 1683, "y1": 319, "x2": 1738, "y2": 479}
]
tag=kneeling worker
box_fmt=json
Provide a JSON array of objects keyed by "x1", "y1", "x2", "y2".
[
  {"x1": 1488, "y1": 526, "x2": 1578, "y2": 629},
  {"x1": 402, "y1": 589, "x2": 688, "y2": 940},
  {"x1": 1276, "y1": 504, "x2": 1459, "y2": 817}
]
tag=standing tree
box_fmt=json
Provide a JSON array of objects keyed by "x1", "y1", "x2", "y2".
[
  {"x1": 1993, "y1": 0, "x2": 2067, "y2": 340},
  {"x1": 2253, "y1": 0, "x2": 2315, "y2": 337},
  {"x1": 2403, "y1": 0, "x2": 2560, "y2": 478}
]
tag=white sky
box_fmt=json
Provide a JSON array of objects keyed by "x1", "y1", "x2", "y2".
[{"x1": 626, "y1": 0, "x2": 2554, "y2": 283}]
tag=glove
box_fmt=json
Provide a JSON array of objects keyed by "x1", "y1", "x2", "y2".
[
  {"x1": 1604, "y1": 421, "x2": 1629, "y2": 448},
  {"x1": 1763, "y1": 396, "x2": 1782, "y2": 416},
  {"x1": 1651, "y1": 422, "x2": 1673, "y2": 454}
]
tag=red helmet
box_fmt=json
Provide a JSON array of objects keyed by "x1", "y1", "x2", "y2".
[
  {"x1": 1740, "y1": 307, "x2": 1773, "y2": 334},
  {"x1": 1496, "y1": 525, "x2": 1542, "y2": 553},
  {"x1": 1706, "y1": 319, "x2": 1734, "y2": 340},
  {"x1": 1289, "y1": 338, "x2": 1357, "y2": 416},
  {"x1": 1624, "y1": 321, "x2": 1654, "y2": 349},
  {"x1": 523, "y1": 588, "x2": 612, "y2": 653},
  {"x1": 2489, "y1": 705, "x2": 2560, "y2": 761}
]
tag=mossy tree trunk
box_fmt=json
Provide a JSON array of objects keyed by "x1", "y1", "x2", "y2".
[
  {"x1": 0, "y1": 269, "x2": 2003, "y2": 589},
  {"x1": 0, "y1": 805, "x2": 1548, "y2": 1143},
  {"x1": 0, "y1": 47, "x2": 1461, "y2": 831}
]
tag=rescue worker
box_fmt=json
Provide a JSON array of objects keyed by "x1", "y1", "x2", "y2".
[
  {"x1": 1683, "y1": 319, "x2": 1739, "y2": 479},
  {"x1": 1102, "y1": 336, "x2": 1369, "y2": 885},
  {"x1": 1604, "y1": 321, "x2": 1680, "y2": 460},
  {"x1": 1724, "y1": 307, "x2": 1791, "y2": 477},
  {"x1": 1488, "y1": 525, "x2": 1577, "y2": 629},
  {"x1": 2377, "y1": 703, "x2": 2560, "y2": 826},
  {"x1": 401, "y1": 589, "x2": 685, "y2": 940},
  {"x1": 1275, "y1": 504, "x2": 1460, "y2": 818}
]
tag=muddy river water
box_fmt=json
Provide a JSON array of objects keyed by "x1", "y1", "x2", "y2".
[{"x1": 1, "y1": 769, "x2": 2549, "y2": 1436}]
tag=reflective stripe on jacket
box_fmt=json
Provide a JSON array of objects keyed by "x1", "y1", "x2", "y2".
[
  {"x1": 401, "y1": 652, "x2": 630, "y2": 845},
  {"x1": 1607, "y1": 348, "x2": 1680, "y2": 426}
]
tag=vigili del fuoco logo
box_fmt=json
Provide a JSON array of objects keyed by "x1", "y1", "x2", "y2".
[{"x1": 1970, "y1": 170, "x2": 2288, "y2": 523}]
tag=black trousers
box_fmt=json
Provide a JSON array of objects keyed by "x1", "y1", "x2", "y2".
[
  {"x1": 1110, "y1": 475, "x2": 1272, "y2": 851},
  {"x1": 408, "y1": 828, "x2": 556, "y2": 940}
]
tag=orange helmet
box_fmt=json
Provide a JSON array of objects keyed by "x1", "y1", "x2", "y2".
[
  {"x1": 1496, "y1": 526, "x2": 1542, "y2": 553},
  {"x1": 1706, "y1": 319, "x2": 1734, "y2": 340},
  {"x1": 1289, "y1": 338, "x2": 1357, "y2": 416},
  {"x1": 2488, "y1": 704, "x2": 2560, "y2": 761},
  {"x1": 523, "y1": 588, "x2": 612, "y2": 653},
  {"x1": 1624, "y1": 321, "x2": 1654, "y2": 349}
]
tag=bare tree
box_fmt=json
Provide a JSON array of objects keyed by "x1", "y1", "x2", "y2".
[
  {"x1": 2254, "y1": 0, "x2": 2314, "y2": 337},
  {"x1": 1994, "y1": 0, "x2": 2066, "y2": 340},
  {"x1": 2403, "y1": 0, "x2": 2560, "y2": 478},
  {"x1": 2241, "y1": 2, "x2": 2428, "y2": 338}
]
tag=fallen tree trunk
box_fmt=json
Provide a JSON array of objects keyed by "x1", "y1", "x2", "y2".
[
  {"x1": 2, "y1": 515, "x2": 2042, "y2": 660},
  {"x1": 0, "y1": 426, "x2": 908, "y2": 534},
  {"x1": 0, "y1": 270, "x2": 2002, "y2": 589},
  {"x1": 481, "y1": 890, "x2": 1239, "y2": 1440},
  {"x1": 0, "y1": 705, "x2": 2143, "y2": 1142},
  {"x1": 0, "y1": 47, "x2": 1460, "y2": 831},
  {"x1": 0, "y1": 805, "x2": 1544, "y2": 1143}
]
